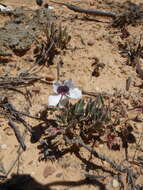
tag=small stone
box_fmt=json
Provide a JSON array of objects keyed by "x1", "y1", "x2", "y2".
[
  {"x1": 0, "y1": 144, "x2": 7, "y2": 150},
  {"x1": 112, "y1": 179, "x2": 119, "y2": 188},
  {"x1": 87, "y1": 40, "x2": 95, "y2": 46},
  {"x1": 56, "y1": 172, "x2": 63, "y2": 178}
]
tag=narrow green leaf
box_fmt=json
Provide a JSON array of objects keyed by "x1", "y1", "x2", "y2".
[{"x1": 74, "y1": 99, "x2": 84, "y2": 115}]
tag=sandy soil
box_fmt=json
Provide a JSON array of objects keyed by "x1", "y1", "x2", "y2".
[{"x1": 0, "y1": 0, "x2": 143, "y2": 190}]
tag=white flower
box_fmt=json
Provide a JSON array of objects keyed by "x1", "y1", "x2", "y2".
[
  {"x1": 48, "y1": 6, "x2": 54, "y2": 9},
  {"x1": 48, "y1": 80, "x2": 82, "y2": 107}
]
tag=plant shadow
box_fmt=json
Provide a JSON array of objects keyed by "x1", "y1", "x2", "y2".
[{"x1": 0, "y1": 173, "x2": 107, "y2": 190}]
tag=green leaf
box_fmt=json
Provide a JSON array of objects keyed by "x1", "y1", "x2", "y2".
[
  {"x1": 85, "y1": 98, "x2": 92, "y2": 115},
  {"x1": 95, "y1": 95, "x2": 104, "y2": 110},
  {"x1": 90, "y1": 101, "x2": 96, "y2": 115},
  {"x1": 74, "y1": 99, "x2": 85, "y2": 115}
]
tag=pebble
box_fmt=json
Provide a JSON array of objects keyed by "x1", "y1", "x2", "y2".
[
  {"x1": 87, "y1": 40, "x2": 95, "y2": 46},
  {"x1": 112, "y1": 179, "x2": 119, "y2": 188},
  {"x1": 56, "y1": 172, "x2": 63, "y2": 178},
  {"x1": 0, "y1": 144, "x2": 7, "y2": 150}
]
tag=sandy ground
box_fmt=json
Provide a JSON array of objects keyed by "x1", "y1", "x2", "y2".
[{"x1": 0, "y1": 0, "x2": 143, "y2": 190}]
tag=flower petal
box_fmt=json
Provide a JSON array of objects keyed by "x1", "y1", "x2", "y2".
[
  {"x1": 53, "y1": 80, "x2": 62, "y2": 93},
  {"x1": 64, "y1": 80, "x2": 74, "y2": 89},
  {"x1": 48, "y1": 94, "x2": 61, "y2": 106},
  {"x1": 68, "y1": 88, "x2": 82, "y2": 99},
  {"x1": 48, "y1": 6, "x2": 54, "y2": 9}
]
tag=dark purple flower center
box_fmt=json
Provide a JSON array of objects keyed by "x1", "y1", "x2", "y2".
[{"x1": 57, "y1": 85, "x2": 69, "y2": 95}]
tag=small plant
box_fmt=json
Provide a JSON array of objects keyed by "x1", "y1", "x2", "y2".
[
  {"x1": 112, "y1": 2, "x2": 143, "y2": 27},
  {"x1": 34, "y1": 23, "x2": 71, "y2": 65},
  {"x1": 39, "y1": 95, "x2": 113, "y2": 160},
  {"x1": 56, "y1": 97, "x2": 111, "y2": 141},
  {"x1": 119, "y1": 35, "x2": 143, "y2": 67}
]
